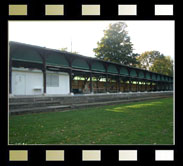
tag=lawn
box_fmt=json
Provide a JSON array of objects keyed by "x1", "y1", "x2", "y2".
[{"x1": 9, "y1": 97, "x2": 173, "y2": 145}]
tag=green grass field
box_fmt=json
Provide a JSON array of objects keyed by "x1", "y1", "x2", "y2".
[{"x1": 9, "y1": 97, "x2": 173, "y2": 145}]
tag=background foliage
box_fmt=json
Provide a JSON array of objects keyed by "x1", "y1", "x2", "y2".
[{"x1": 93, "y1": 22, "x2": 174, "y2": 76}]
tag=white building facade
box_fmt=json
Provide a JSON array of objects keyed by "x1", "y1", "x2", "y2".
[{"x1": 12, "y1": 68, "x2": 70, "y2": 95}]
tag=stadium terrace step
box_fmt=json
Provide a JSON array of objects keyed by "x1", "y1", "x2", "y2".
[
  {"x1": 72, "y1": 95, "x2": 171, "y2": 108},
  {"x1": 9, "y1": 91, "x2": 173, "y2": 115},
  {"x1": 9, "y1": 96, "x2": 54, "y2": 103},
  {"x1": 10, "y1": 105, "x2": 71, "y2": 115},
  {"x1": 9, "y1": 100, "x2": 62, "y2": 109}
]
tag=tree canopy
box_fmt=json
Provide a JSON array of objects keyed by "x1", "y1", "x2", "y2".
[
  {"x1": 136, "y1": 51, "x2": 163, "y2": 70},
  {"x1": 150, "y1": 56, "x2": 173, "y2": 76},
  {"x1": 93, "y1": 22, "x2": 139, "y2": 66},
  {"x1": 136, "y1": 51, "x2": 173, "y2": 76},
  {"x1": 59, "y1": 22, "x2": 173, "y2": 77},
  {"x1": 59, "y1": 47, "x2": 79, "y2": 54}
]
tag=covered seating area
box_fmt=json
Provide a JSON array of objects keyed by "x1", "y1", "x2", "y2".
[{"x1": 9, "y1": 41, "x2": 173, "y2": 95}]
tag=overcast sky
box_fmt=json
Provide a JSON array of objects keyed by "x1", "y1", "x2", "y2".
[{"x1": 9, "y1": 21, "x2": 174, "y2": 60}]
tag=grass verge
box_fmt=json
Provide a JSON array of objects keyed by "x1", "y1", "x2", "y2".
[{"x1": 9, "y1": 97, "x2": 173, "y2": 145}]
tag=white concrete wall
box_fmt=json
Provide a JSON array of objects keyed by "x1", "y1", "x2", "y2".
[
  {"x1": 12, "y1": 68, "x2": 70, "y2": 95},
  {"x1": 46, "y1": 74, "x2": 70, "y2": 95}
]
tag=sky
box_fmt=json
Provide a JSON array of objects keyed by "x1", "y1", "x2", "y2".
[{"x1": 9, "y1": 21, "x2": 174, "y2": 60}]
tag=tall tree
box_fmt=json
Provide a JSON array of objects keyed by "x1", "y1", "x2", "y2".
[{"x1": 93, "y1": 22, "x2": 139, "y2": 66}]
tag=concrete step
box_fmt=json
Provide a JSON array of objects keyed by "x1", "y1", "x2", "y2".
[
  {"x1": 72, "y1": 95, "x2": 170, "y2": 109},
  {"x1": 9, "y1": 97, "x2": 53, "y2": 103},
  {"x1": 9, "y1": 95, "x2": 171, "y2": 115},
  {"x1": 10, "y1": 105, "x2": 71, "y2": 115},
  {"x1": 9, "y1": 100, "x2": 62, "y2": 109},
  {"x1": 9, "y1": 91, "x2": 172, "y2": 103}
]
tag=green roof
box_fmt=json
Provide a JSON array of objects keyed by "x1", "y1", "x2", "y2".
[{"x1": 9, "y1": 41, "x2": 173, "y2": 82}]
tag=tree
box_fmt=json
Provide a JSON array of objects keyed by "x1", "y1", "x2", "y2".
[
  {"x1": 150, "y1": 56, "x2": 173, "y2": 76},
  {"x1": 136, "y1": 51, "x2": 173, "y2": 76},
  {"x1": 136, "y1": 51, "x2": 163, "y2": 70},
  {"x1": 93, "y1": 22, "x2": 139, "y2": 66},
  {"x1": 59, "y1": 47, "x2": 68, "y2": 51},
  {"x1": 59, "y1": 47, "x2": 79, "y2": 54}
]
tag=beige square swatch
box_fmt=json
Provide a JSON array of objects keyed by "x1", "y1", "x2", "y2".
[
  {"x1": 118, "y1": 5, "x2": 137, "y2": 15},
  {"x1": 9, "y1": 150, "x2": 28, "y2": 161},
  {"x1": 45, "y1": 5, "x2": 64, "y2": 15},
  {"x1": 46, "y1": 150, "x2": 64, "y2": 161},
  {"x1": 119, "y1": 150, "x2": 137, "y2": 161},
  {"x1": 82, "y1": 5, "x2": 100, "y2": 15},
  {"x1": 9, "y1": 5, "x2": 27, "y2": 16},
  {"x1": 82, "y1": 150, "x2": 101, "y2": 161}
]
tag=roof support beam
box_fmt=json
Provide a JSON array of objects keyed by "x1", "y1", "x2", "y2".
[
  {"x1": 90, "y1": 72, "x2": 93, "y2": 93},
  {"x1": 145, "y1": 80, "x2": 147, "y2": 91},
  {"x1": 105, "y1": 74, "x2": 108, "y2": 93},
  {"x1": 129, "y1": 78, "x2": 132, "y2": 92},
  {"x1": 123, "y1": 80, "x2": 126, "y2": 92},
  {"x1": 118, "y1": 76, "x2": 121, "y2": 92},
  {"x1": 137, "y1": 79, "x2": 139, "y2": 92},
  {"x1": 69, "y1": 69, "x2": 73, "y2": 94}
]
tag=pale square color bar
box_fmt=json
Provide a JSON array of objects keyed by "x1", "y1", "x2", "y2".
[
  {"x1": 155, "y1": 150, "x2": 174, "y2": 161},
  {"x1": 118, "y1": 5, "x2": 137, "y2": 15},
  {"x1": 9, "y1": 150, "x2": 28, "y2": 161},
  {"x1": 9, "y1": 5, "x2": 27, "y2": 16},
  {"x1": 82, "y1": 5, "x2": 100, "y2": 15},
  {"x1": 45, "y1": 5, "x2": 64, "y2": 15},
  {"x1": 155, "y1": 5, "x2": 173, "y2": 15},
  {"x1": 46, "y1": 150, "x2": 64, "y2": 161},
  {"x1": 119, "y1": 150, "x2": 137, "y2": 161},
  {"x1": 82, "y1": 150, "x2": 101, "y2": 161}
]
